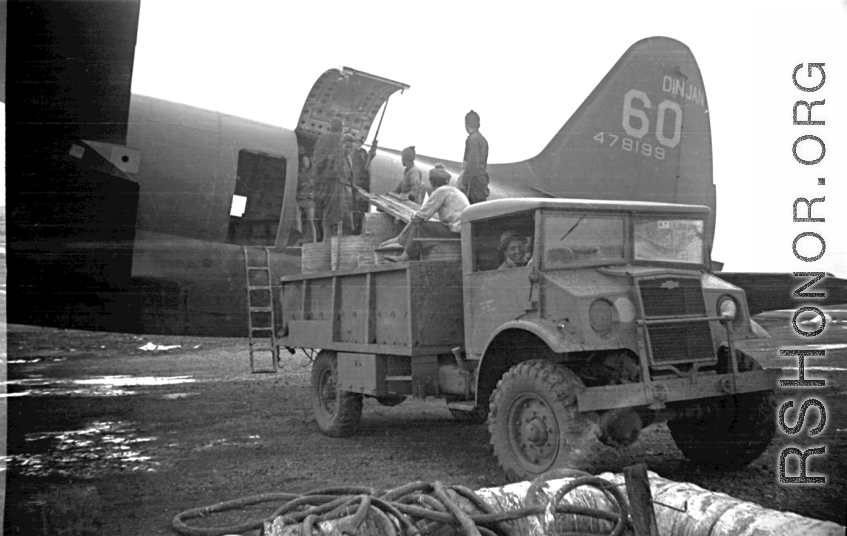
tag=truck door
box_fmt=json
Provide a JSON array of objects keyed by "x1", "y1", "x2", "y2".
[{"x1": 464, "y1": 214, "x2": 536, "y2": 358}]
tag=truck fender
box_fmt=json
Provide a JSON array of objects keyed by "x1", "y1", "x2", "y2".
[
  {"x1": 473, "y1": 319, "x2": 589, "y2": 410},
  {"x1": 481, "y1": 319, "x2": 585, "y2": 357}
]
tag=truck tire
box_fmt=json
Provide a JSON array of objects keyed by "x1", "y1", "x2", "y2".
[
  {"x1": 488, "y1": 360, "x2": 601, "y2": 481},
  {"x1": 668, "y1": 350, "x2": 776, "y2": 469},
  {"x1": 311, "y1": 350, "x2": 362, "y2": 437}
]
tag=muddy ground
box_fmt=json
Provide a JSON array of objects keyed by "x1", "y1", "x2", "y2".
[{"x1": 3, "y1": 309, "x2": 847, "y2": 535}]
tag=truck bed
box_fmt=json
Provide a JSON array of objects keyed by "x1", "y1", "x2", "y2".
[{"x1": 280, "y1": 261, "x2": 464, "y2": 356}]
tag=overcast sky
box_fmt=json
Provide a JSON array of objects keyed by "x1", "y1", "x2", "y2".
[{"x1": 6, "y1": 0, "x2": 847, "y2": 276}]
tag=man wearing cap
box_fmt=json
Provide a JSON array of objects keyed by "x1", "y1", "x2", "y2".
[
  {"x1": 457, "y1": 110, "x2": 490, "y2": 205},
  {"x1": 386, "y1": 163, "x2": 469, "y2": 263},
  {"x1": 391, "y1": 146, "x2": 423, "y2": 204},
  {"x1": 498, "y1": 231, "x2": 528, "y2": 270}
]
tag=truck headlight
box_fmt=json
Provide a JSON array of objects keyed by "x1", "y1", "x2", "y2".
[
  {"x1": 589, "y1": 299, "x2": 614, "y2": 333},
  {"x1": 718, "y1": 296, "x2": 737, "y2": 320}
]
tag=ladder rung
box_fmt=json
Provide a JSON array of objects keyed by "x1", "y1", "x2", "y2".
[
  {"x1": 386, "y1": 376, "x2": 412, "y2": 381},
  {"x1": 249, "y1": 307, "x2": 273, "y2": 312},
  {"x1": 248, "y1": 267, "x2": 271, "y2": 272},
  {"x1": 247, "y1": 286, "x2": 272, "y2": 291}
]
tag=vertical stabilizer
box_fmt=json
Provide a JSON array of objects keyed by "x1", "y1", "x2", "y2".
[{"x1": 524, "y1": 37, "x2": 715, "y2": 244}]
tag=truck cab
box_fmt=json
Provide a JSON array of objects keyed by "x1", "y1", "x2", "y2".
[
  {"x1": 463, "y1": 198, "x2": 760, "y2": 409},
  {"x1": 462, "y1": 198, "x2": 775, "y2": 479}
]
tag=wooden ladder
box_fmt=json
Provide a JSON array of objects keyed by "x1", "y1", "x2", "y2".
[{"x1": 243, "y1": 247, "x2": 278, "y2": 373}]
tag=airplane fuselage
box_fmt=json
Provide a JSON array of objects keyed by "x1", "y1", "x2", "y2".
[{"x1": 125, "y1": 94, "x2": 471, "y2": 335}]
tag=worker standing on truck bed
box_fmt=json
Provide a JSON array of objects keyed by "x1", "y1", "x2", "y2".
[
  {"x1": 386, "y1": 163, "x2": 469, "y2": 262},
  {"x1": 457, "y1": 110, "x2": 489, "y2": 204},
  {"x1": 350, "y1": 137, "x2": 374, "y2": 234},
  {"x1": 312, "y1": 118, "x2": 354, "y2": 241}
]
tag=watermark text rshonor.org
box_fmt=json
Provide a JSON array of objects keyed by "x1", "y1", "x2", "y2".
[{"x1": 778, "y1": 62, "x2": 829, "y2": 485}]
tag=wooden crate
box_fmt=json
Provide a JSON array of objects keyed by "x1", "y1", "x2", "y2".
[
  {"x1": 419, "y1": 239, "x2": 461, "y2": 262},
  {"x1": 331, "y1": 235, "x2": 385, "y2": 271},
  {"x1": 302, "y1": 242, "x2": 331, "y2": 273},
  {"x1": 361, "y1": 212, "x2": 405, "y2": 242}
]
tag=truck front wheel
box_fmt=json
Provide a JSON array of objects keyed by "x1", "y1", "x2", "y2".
[
  {"x1": 488, "y1": 360, "x2": 602, "y2": 481},
  {"x1": 668, "y1": 350, "x2": 776, "y2": 469},
  {"x1": 311, "y1": 350, "x2": 363, "y2": 437}
]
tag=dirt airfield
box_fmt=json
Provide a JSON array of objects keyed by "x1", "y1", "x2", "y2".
[{"x1": 4, "y1": 308, "x2": 847, "y2": 535}]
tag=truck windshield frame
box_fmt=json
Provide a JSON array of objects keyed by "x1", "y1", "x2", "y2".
[{"x1": 536, "y1": 210, "x2": 708, "y2": 270}]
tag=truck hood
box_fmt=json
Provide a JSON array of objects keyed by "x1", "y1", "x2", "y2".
[
  {"x1": 598, "y1": 266, "x2": 741, "y2": 291},
  {"x1": 542, "y1": 270, "x2": 631, "y2": 298}
]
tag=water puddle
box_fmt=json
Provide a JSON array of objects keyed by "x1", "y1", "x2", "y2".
[
  {"x1": 161, "y1": 392, "x2": 199, "y2": 400},
  {"x1": 797, "y1": 343, "x2": 847, "y2": 351},
  {"x1": 195, "y1": 435, "x2": 263, "y2": 451},
  {"x1": 3, "y1": 375, "x2": 196, "y2": 397},
  {"x1": 779, "y1": 366, "x2": 847, "y2": 372},
  {"x1": 6, "y1": 358, "x2": 67, "y2": 364},
  {"x1": 2, "y1": 421, "x2": 159, "y2": 477}
]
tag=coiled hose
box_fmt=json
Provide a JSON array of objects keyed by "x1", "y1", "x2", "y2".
[{"x1": 172, "y1": 469, "x2": 628, "y2": 536}]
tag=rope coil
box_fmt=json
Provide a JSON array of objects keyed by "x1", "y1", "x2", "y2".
[{"x1": 172, "y1": 472, "x2": 629, "y2": 536}]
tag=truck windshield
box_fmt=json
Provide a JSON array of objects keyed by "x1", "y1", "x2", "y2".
[
  {"x1": 542, "y1": 214, "x2": 625, "y2": 269},
  {"x1": 633, "y1": 217, "x2": 704, "y2": 265}
]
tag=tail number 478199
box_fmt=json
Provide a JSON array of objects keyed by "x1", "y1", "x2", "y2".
[{"x1": 594, "y1": 89, "x2": 684, "y2": 160}]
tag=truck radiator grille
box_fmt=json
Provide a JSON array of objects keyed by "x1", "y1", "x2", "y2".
[
  {"x1": 646, "y1": 322, "x2": 714, "y2": 363},
  {"x1": 638, "y1": 277, "x2": 715, "y2": 364},
  {"x1": 638, "y1": 277, "x2": 705, "y2": 317}
]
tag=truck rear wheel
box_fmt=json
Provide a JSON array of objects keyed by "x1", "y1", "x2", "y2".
[
  {"x1": 311, "y1": 350, "x2": 362, "y2": 437},
  {"x1": 668, "y1": 350, "x2": 775, "y2": 469},
  {"x1": 488, "y1": 360, "x2": 601, "y2": 481}
]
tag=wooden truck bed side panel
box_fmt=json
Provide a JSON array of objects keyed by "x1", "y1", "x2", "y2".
[
  {"x1": 373, "y1": 270, "x2": 411, "y2": 346},
  {"x1": 280, "y1": 261, "x2": 464, "y2": 355}
]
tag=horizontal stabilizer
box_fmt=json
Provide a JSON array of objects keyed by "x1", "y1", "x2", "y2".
[{"x1": 718, "y1": 272, "x2": 847, "y2": 316}]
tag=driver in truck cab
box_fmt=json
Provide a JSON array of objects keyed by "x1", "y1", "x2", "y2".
[{"x1": 498, "y1": 231, "x2": 529, "y2": 270}]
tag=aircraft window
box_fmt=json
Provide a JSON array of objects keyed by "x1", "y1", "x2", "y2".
[{"x1": 230, "y1": 195, "x2": 247, "y2": 217}]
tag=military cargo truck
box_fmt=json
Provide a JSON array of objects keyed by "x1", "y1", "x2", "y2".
[{"x1": 279, "y1": 198, "x2": 777, "y2": 480}]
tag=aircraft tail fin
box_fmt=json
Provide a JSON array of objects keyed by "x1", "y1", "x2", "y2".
[{"x1": 524, "y1": 36, "x2": 715, "y2": 243}]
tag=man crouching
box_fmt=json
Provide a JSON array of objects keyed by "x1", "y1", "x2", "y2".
[{"x1": 386, "y1": 163, "x2": 469, "y2": 263}]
